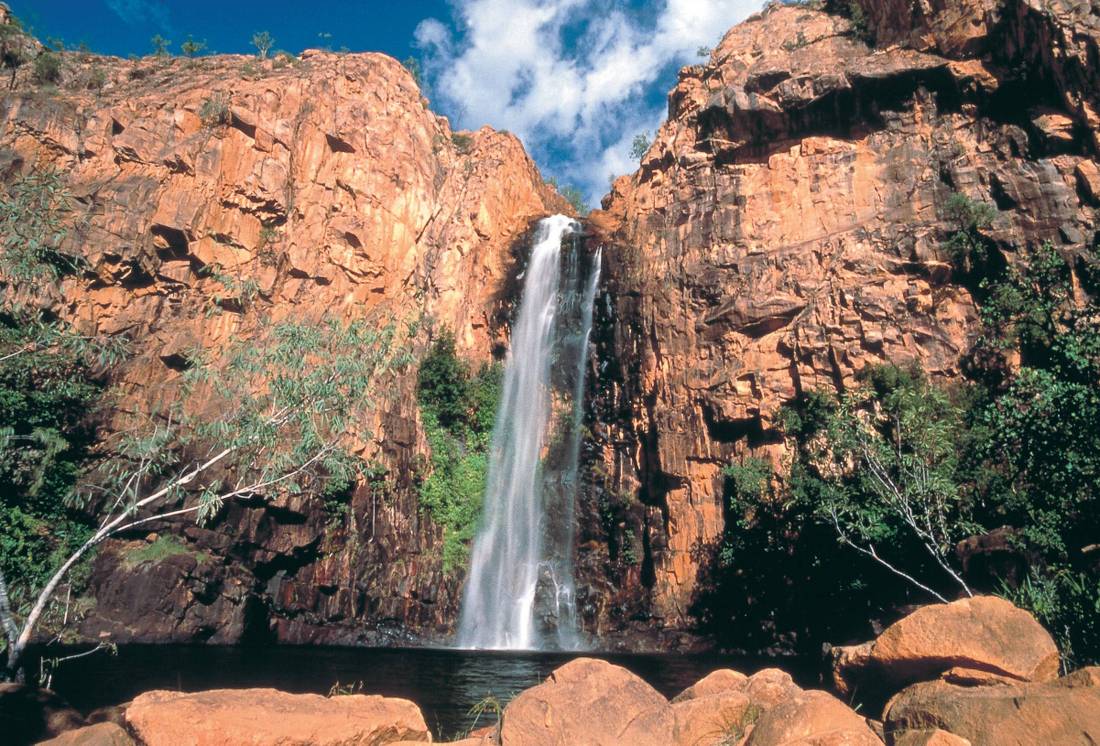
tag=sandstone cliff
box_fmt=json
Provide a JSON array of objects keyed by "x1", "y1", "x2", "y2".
[
  {"x1": 1, "y1": 44, "x2": 566, "y2": 643},
  {"x1": 578, "y1": 0, "x2": 1100, "y2": 645}
]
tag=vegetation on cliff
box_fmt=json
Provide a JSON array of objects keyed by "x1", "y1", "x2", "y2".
[
  {"x1": 701, "y1": 209, "x2": 1100, "y2": 667},
  {"x1": 416, "y1": 331, "x2": 502, "y2": 573},
  {"x1": 0, "y1": 163, "x2": 417, "y2": 680}
]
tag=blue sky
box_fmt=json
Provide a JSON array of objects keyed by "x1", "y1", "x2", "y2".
[{"x1": 11, "y1": 0, "x2": 761, "y2": 205}]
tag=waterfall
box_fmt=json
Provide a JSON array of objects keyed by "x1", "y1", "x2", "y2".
[{"x1": 456, "y1": 215, "x2": 600, "y2": 650}]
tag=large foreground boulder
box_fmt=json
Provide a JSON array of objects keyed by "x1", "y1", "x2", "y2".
[
  {"x1": 498, "y1": 658, "x2": 671, "y2": 745},
  {"x1": 124, "y1": 688, "x2": 429, "y2": 746},
  {"x1": 745, "y1": 689, "x2": 883, "y2": 746},
  {"x1": 883, "y1": 672, "x2": 1100, "y2": 745},
  {"x1": 834, "y1": 596, "x2": 1059, "y2": 701}
]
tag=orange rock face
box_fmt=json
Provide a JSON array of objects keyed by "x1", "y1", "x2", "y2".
[
  {"x1": 1, "y1": 47, "x2": 565, "y2": 641},
  {"x1": 578, "y1": 0, "x2": 1100, "y2": 640}
]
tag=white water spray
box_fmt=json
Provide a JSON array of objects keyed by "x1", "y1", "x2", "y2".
[{"x1": 456, "y1": 215, "x2": 600, "y2": 650}]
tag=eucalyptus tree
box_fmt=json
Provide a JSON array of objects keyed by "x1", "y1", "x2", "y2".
[{"x1": 0, "y1": 167, "x2": 412, "y2": 681}]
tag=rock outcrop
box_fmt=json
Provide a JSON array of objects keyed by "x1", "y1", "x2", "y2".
[
  {"x1": 832, "y1": 596, "x2": 1060, "y2": 703},
  {"x1": 0, "y1": 40, "x2": 565, "y2": 642},
  {"x1": 496, "y1": 657, "x2": 873, "y2": 746},
  {"x1": 124, "y1": 688, "x2": 430, "y2": 746},
  {"x1": 578, "y1": 0, "x2": 1100, "y2": 643},
  {"x1": 497, "y1": 658, "x2": 670, "y2": 746},
  {"x1": 744, "y1": 689, "x2": 883, "y2": 745},
  {"x1": 883, "y1": 674, "x2": 1100, "y2": 745}
]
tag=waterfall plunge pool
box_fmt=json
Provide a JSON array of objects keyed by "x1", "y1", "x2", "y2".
[{"x1": 33, "y1": 645, "x2": 820, "y2": 738}]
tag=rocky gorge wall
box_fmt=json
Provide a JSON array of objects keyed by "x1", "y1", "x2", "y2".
[
  {"x1": 0, "y1": 35, "x2": 567, "y2": 644},
  {"x1": 4, "y1": 0, "x2": 1099, "y2": 653},
  {"x1": 575, "y1": 0, "x2": 1100, "y2": 647}
]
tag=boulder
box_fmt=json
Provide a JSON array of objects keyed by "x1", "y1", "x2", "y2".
[
  {"x1": 742, "y1": 668, "x2": 802, "y2": 711},
  {"x1": 35, "y1": 722, "x2": 137, "y2": 746},
  {"x1": 124, "y1": 688, "x2": 429, "y2": 746},
  {"x1": 1075, "y1": 161, "x2": 1100, "y2": 205},
  {"x1": 1060, "y1": 666, "x2": 1100, "y2": 688},
  {"x1": 890, "y1": 730, "x2": 970, "y2": 746},
  {"x1": 662, "y1": 666, "x2": 809, "y2": 745},
  {"x1": 884, "y1": 676, "x2": 1100, "y2": 745},
  {"x1": 840, "y1": 597, "x2": 1059, "y2": 696},
  {"x1": 672, "y1": 668, "x2": 749, "y2": 702},
  {"x1": 668, "y1": 690, "x2": 757, "y2": 746},
  {"x1": 0, "y1": 684, "x2": 86, "y2": 745},
  {"x1": 744, "y1": 690, "x2": 883, "y2": 745},
  {"x1": 498, "y1": 658, "x2": 670, "y2": 745},
  {"x1": 831, "y1": 643, "x2": 875, "y2": 697}
]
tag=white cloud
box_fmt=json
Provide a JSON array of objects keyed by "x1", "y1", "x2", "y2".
[
  {"x1": 416, "y1": 0, "x2": 761, "y2": 206},
  {"x1": 105, "y1": 0, "x2": 171, "y2": 30}
]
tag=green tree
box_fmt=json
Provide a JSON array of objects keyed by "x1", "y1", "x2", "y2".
[
  {"x1": 0, "y1": 15, "x2": 29, "y2": 89},
  {"x1": 630, "y1": 132, "x2": 651, "y2": 161},
  {"x1": 251, "y1": 31, "x2": 274, "y2": 60},
  {"x1": 544, "y1": 178, "x2": 588, "y2": 216},
  {"x1": 2, "y1": 316, "x2": 408, "y2": 680},
  {"x1": 180, "y1": 36, "x2": 206, "y2": 58},
  {"x1": 150, "y1": 34, "x2": 171, "y2": 57},
  {"x1": 0, "y1": 168, "x2": 125, "y2": 681},
  {"x1": 786, "y1": 365, "x2": 976, "y2": 602}
]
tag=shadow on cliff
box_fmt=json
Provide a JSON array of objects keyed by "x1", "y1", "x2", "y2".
[{"x1": 687, "y1": 470, "x2": 944, "y2": 657}]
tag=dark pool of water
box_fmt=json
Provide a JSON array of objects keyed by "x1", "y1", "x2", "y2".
[{"x1": 37, "y1": 645, "x2": 819, "y2": 739}]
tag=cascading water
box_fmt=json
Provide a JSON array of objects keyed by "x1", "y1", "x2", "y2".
[{"x1": 456, "y1": 214, "x2": 600, "y2": 650}]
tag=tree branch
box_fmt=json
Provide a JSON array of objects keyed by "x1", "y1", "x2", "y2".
[
  {"x1": 828, "y1": 507, "x2": 949, "y2": 603},
  {"x1": 0, "y1": 569, "x2": 19, "y2": 650}
]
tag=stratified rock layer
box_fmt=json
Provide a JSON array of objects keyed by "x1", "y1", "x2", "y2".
[
  {"x1": 0, "y1": 47, "x2": 565, "y2": 643},
  {"x1": 580, "y1": 0, "x2": 1100, "y2": 640}
]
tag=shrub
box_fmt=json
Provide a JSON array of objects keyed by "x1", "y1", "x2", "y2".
[
  {"x1": 1000, "y1": 570, "x2": 1100, "y2": 672},
  {"x1": 32, "y1": 52, "x2": 61, "y2": 85},
  {"x1": 122, "y1": 536, "x2": 208, "y2": 568},
  {"x1": 846, "y1": 0, "x2": 874, "y2": 45},
  {"x1": 417, "y1": 332, "x2": 472, "y2": 430},
  {"x1": 199, "y1": 93, "x2": 230, "y2": 128},
  {"x1": 630, "y1": 132, "x2": 651, "y2": 161},
  {"x1": 942, "y1": 192, "x2": 997, "y2": 271},
  {"x1": 82, "y1": 66, "x2": 107, "y2": 90},
  {"x1": 402, "y1": 56, "x2": 422, "y2": 87},
  {"x1": 416, "y1": 332, "x2": 502, "y2": 572},
  {"x1": 786, "y1": 364, "x2": 978, "y2": 602},
  {"x1": 451, "y1": 132, "x2": 474, "y2": 155}
]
